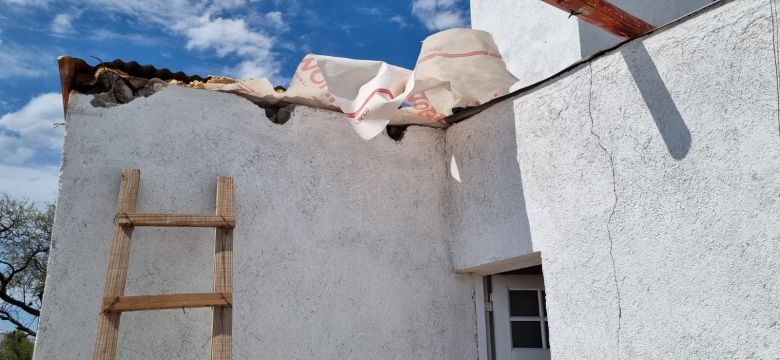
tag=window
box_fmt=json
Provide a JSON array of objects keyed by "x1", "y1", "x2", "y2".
[
  {"x1": 492, "y1": 275, "x2": 550, "y2": 360},
  {"x1": 508, "y1": 290, "x2": 548, "y2": 349}
]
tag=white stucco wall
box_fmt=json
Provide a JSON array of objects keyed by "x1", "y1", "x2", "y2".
[
  {"x1": 470, "y1": 0, "x2": 582, "y2": 87},
  {"x1": 34, "y1": 88, "x2": 477, "y2": 359},
  {"x1": 507, "y1": 0, "x2": 778, "y2": 358},
  {"x1": 471, "y1": 0, "x2": 714, "y2": 87},
  {"x1": 36, "y1": 0, "x2": 780, "y2": 358},
  {"x1": 445, "y1": 101, "x2": 535, "y2": 272}
]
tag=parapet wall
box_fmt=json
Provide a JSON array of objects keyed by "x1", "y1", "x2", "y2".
[{"x1": 35, "y1": 87, "x2": 477, "y2": 359}]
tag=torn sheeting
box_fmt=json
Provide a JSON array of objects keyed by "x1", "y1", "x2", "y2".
[{"x1": 204, "y1": 28, "x2": 518, "y2": 139}]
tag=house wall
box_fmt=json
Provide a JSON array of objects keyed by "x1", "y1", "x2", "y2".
[
  {"x1": 470, "y1": 0, "x2": 713, "y2": 87},
  {"x1": 504, "y1": 0, "x2": 778, "y2": 358},
  {"x1": 35, "y1": 0, "x2": 780, "y2": 359},
  {"x1": 34, "y1": 87, "x2": 477, "y2": 359},
  {"x1": 470, "y1": 0, "x2": 582, "y2": 87},
  {"x1": 445, "y1": 101, "x2": 536, "y2": 272}
]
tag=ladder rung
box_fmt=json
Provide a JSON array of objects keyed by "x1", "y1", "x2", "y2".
[
  {"x1": 102, "y1": 292, "x2": 232, "y2": 313},
  {"x1": 116, "y1": 213, "x2": 235, "y2": 228}
]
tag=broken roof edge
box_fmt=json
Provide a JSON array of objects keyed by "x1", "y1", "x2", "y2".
[
  {"x1": 445, "y1": 0, "x2": 734, "y2": 125},
  {"x1": 56, "y1": 0, "x2": 730, "y2": 125},
  {"x1": 57, "y1": 56, "x2": 210, "y2": 118}
]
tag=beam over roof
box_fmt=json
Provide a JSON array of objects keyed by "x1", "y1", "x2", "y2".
[{"x1": 540, "y1": 0, "x2": 656, "y2": 39}]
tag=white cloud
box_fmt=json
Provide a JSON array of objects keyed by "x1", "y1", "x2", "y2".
[
  {"x1": 0, "y1": 42, "x2": 51, "y2": 79},
  {"x1": 0, "y1": 93, "x2": 64, "y2": 164},
  {"x1": 390, "y1": 15, "x2": 408, "y2": 28},
  {"x1": 411, "y1": 0, "x2": 468, "y2": 31},
  {"x1": 229, "y1": 60, "x2": 276, "y2": 80},
  {"x1": 89, "y1": 29, "x2": 158, "y2": 46},
  {"x1": 0, "y1": 0, "x2": 50, "y2": 6},
  {"x1": 0, "y1": 164, "x2": 59, "y2": 206},
  {"x1": 357, "y1": 6, "x2": 383, "y2": 16},
  {"x1": 76, "y1": 0, "x2": 282, "y2": 80},
  {"x1": 264, "y1": 11, "x2": 287, "y2": 31},
  {"x1": 50, "y1": 13, "x2": 76, "y2": 35},
  {"x1": 184, "y1": 15, "x2": 278, "y2": 79},
  {"x1": 80, "y1": 0, "x2": 205, "y2": 25}
]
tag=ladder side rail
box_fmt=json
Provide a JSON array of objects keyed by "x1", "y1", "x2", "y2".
[{"x1": 93, "y1": 169, "x2": 141, "y2": 360}]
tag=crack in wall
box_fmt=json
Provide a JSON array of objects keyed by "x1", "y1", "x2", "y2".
[
  {"x1": 586, "y1": 63, "x2": 623, "y2": 360},
  {"x1": 770, "y1": 0, "x2": 780, "y2": 136}
]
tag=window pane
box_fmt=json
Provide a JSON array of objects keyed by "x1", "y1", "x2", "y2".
[
  {"x1": 511, "y1": 321, "x2": 543, "y2": 348},
  {"x1": 541, "y1": 290, "x2": 547, "y2": 317},
  {"x1": 509, "y1": 290, "x2": 539, "y2": 316}
]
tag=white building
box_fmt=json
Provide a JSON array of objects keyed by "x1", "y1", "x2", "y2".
[{"x1": 35, "y1": 0, "x2": 780, "y2": 359}]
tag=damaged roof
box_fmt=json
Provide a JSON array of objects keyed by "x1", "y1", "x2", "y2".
[{"x1": 57, "y1": 56, "x2": 208, "y2": 117}]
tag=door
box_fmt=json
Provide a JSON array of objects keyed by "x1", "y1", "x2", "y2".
[{"x1": 492, "y1": 275, "x2": 550, "y2": 360}]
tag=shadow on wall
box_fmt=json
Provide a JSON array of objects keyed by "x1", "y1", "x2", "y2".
[
  {"x1": 622, "y1": 43, "x2": 691, "y2": 159},
  {"x1": 447, "y1": 99, "x2": 535, "y2": 271},
  {"x1": 578, "y1": 0, "x2": 716, "y2": 57}
]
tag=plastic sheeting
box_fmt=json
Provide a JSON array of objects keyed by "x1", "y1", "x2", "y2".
[{"x1": 204, "y1": 28, "x2": 518, "y2": 139}]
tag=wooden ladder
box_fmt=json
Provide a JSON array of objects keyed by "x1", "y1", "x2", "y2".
[{"x1": 92, "y1": 169, "x2": 235, "y2": 360}]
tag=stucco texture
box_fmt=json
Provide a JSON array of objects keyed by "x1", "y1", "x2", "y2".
[
  {"x1": 471, "y1": 0, "x2": 716, "y2": 88},
  {"x1": 470, "y1": 0, "x2": 582, "y2": 87},
  {"x1": 34, "y1": 0, "x2": 780, "y2": 358},
  {"x1": 446, "y1": 100, "x2": 535, "y2": 271},
  {"x1": 512, "y1": 1, "x2": 780, "y2": 358},
  {"x1": 34, "y1": 87, "x2": 477, "y2": 359}
]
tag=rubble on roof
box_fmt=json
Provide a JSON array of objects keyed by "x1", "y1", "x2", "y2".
[
  {"x1": 59, "y1": 28, "x2": 519, "y2": 140},
  {"x1": 85, "y1": 68, "x2": 168, "y2": 107}
]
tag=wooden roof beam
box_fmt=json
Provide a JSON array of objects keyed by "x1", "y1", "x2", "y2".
[{"x1": 540, "y1": 0, "x2": 656, "y2": 40}]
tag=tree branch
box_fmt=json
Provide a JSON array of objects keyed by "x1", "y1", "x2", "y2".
[
  {"x1": 10, "y1": 248, "x2": 45, "y2": 278},
  {"x1": 0, "y1": 309, "x2": 36, "y2": 337},
  {"x1": 0, "y1": 270, "x2": 41, "y2": 317},
  {"x1": 0, "y1": 193, "x2": 52, "y2": 335}
]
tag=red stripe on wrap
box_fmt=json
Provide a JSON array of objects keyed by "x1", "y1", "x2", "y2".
[
  {"x1": 416, "y1": 50, "x2": 502, "y2": 65},
  {"x1": 344, "y1": 88, "x2": 396, "y2": 118}
]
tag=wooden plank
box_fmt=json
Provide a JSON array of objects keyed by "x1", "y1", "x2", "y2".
[
  {"x1": 93, "y1": 168, "x2": 140, "y2": 360},
  {"x1": 116, "y1": 213, "x2": 236, "y2": 228},
  {"x1": 102, "y1": 292, "x2": 232, "y2": 313},
  {"x1": 212, "y1": 176, "x2": 234, "y2": 360},
  {"x1": 540, "y1": 0, "x2": 655, "y2": 40}
]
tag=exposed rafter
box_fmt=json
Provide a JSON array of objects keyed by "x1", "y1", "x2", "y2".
[{"x1": 540, "y1": 0, "x2": 656, "y2": 40}]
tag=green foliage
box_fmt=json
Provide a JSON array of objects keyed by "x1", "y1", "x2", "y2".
[
  {"x1": 0, "y1": 194, "x2": 53, "y2": 337},
  {"x1": 0, "y1": 330, "x2": 33, "y2": 360}
]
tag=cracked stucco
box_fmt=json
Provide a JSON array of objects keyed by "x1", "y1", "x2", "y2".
[
  {"x1": 512, "y1": 1, "x2": 780, "y2": 358},
  {"x1": 34, "y1": 0, "x2": 780, "y2": 359},
  {"x1": 587, "y1": 63, "x2": 624, "y2": 359}
]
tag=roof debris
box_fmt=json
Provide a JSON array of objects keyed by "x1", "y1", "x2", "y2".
[{"x1": 59, "y1": 28, "x2": 518, "y2": 140}]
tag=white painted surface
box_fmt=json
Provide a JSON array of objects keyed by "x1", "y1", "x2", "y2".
[
  {"x1": 446, "y1": 101, "x2": 535, "y2": 272},
  {"x1": 35, "y1": 1, "x2": 780, "y2": 359},
  {"x1": 34, "y1": 88, "x2": 478, "y2": 359},
  {"x1": 511, "y1": 1, "x2": 780, "y2": 358},
  {"x1": 470, "y1": 0, "x2": 714, "y2": 87},
  {"x1": 470, "y1": 0, "x2": 582, "y2": 87}
]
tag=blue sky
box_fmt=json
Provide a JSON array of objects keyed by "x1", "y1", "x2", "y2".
[{"x1": 0, "y1": 0, "x2": 471, "y2": 207}]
